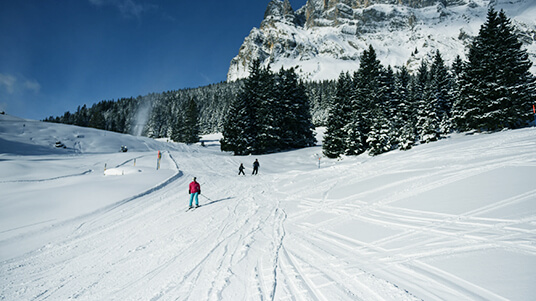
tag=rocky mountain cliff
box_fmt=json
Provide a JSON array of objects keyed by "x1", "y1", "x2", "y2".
[{"x1": 227, "y1": 0, "x2": 536, "y2": 81}]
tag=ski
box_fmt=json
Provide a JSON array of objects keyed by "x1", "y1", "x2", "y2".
[{"x1": 185, "y1": 205, "x2": 200, "y2": 212}]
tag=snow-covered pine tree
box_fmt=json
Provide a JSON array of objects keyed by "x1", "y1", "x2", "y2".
[
  {"x1": 414, "y1": 60, "x2": 441, "y2": 143},
  {"x1": 418, "y1": 104, "x2": 440, "y2": 143},
  {"x1": 450, "y1": 55, "x2": 467, "y2": 131},
  {"x1": 378, "y1": 66, "x2": 397, "y2": 150},
  {"x1": 453, "y1": 8, "x2": 536, "y2": 131},
  {"x1": 88, "y1": 109, "x2": 105, "y2": 130},
  {"x1": 393, "y1": 66, "x2": 416, "y2": 150},
  {"x1": 390, "y1": 67, "x2": 406, "y2": 126},
  {"x1": 343, "y1": 110, "x2": 367, "y2": 156},
  {"x1": 451, "y1": 55, "x2": 464, "y2": 78},
  {"x1": 323, "y1": 72, "x2": 353, "y2": 158},
  {"x1": 277, "y1": 67, "x2": 316, "y2": 149},
  {"x1": 220, "y1": 91, "x2": 254, "y2": 155},
  {"x1": 182, "y1": 97, "x2": 200, "y2": 144},
  {"x1": 304, "y1": 80, "x2": 336, "y2": 126},
  {"x1": 367, "y1": 108, "x2": 392, "y2": 156},
  {"x1": 350, "y1": 45, "x2": 383, "y2": 153},
  {"x1": 439, "y1": 114, "x2": 453, "y2": 137},
  {"x1": 145, "y1": 94, "x2": 169, "y2": 138},
  {"x1": 75, "y1": 105, "x2": 89, "y2": 128},
  {"x1": 429, "y1": 50, "x2": 453, "y2": 136},
  {"x1": 221, "y1": 60, "x2": 265, "y2": 155},
  {"x1": 495, "y1": 10, "x2": 536, "y2": 128},
  {"x1": 170, "y1": 113, "x2": 184, "y2": 143},
  {"x1": 256, "y1": 65, "x2": 281, "y2": 153},
  {"x1": 366, "y1": 67, "x2": 396, "y2": 155}
]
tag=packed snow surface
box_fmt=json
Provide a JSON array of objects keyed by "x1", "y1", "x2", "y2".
[{"x1": 1, "y1": 114, "x2": 535, "y2": 300}]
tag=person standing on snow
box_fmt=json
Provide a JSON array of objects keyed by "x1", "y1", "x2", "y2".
[
  {"x1": 189, "y1": 177, "x2": 201, "y2": 208},
  {"x1": 238, "y1": 163, "x2": 245, "y2": 175},
  {"x1": 252, "y1": 159, "x2": 260, "y2": 175}
]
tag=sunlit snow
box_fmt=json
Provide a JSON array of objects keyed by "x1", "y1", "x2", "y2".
[{"x1": 1, "y1": 114, "x2": 535, "y2": 300}]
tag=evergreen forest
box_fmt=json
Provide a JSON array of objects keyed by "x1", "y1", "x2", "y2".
[{"x1": 322, "y1": 8, "x2": 535, "y2": 157}]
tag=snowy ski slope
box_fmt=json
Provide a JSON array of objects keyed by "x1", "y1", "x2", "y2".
[{"x1": 1, "y1": 114, "x2": 535, "y2": 300}]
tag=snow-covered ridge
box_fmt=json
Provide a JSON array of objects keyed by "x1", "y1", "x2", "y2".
[
  {"x1": 228, "y1": 0, "x2": 536, "y2": 81},
  {"x1": 0, "y1": 114, "x2": 184, "y2": 155}
]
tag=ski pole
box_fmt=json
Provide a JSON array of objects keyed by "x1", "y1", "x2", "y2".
[{"x1": 199, "y1": 193, "x2": 213, "y2": 202}]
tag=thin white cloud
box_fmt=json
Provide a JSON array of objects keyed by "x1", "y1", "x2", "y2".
[
  {"x1": 89, "y1": 0, "x2": 155, "y2": 19},
  {"x1": 0, "y1": 74, "x2": 16, "y2": 94},
  {"x1": 0, "y1": 73, "x2": 40, "y2": 95},
  {"x1": 23, "y1": 79, "x2": 41, "y2": 94}
]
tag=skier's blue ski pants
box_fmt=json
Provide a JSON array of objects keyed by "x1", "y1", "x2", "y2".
[{"x1": 189, "y1": 192, "x2": 199, "y2": 206}]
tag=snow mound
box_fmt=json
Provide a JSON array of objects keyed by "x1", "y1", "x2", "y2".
[{"x1": 104, "y1": 166, "x2": 142, "y2": 176}]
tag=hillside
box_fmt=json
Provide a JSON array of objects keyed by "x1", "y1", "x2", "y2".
[{"x1": 1, "y1": 114, "x2": 535, "y2": 299}]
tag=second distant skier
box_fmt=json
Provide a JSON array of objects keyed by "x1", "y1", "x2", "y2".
[{"x1": 252, "y1": 159, "x2": 260, "y2": 175}]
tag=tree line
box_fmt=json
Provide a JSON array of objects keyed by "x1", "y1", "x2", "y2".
[
  {"x1": 44, "y1": 82, "x2": 244, "y2": 143},
  {"x1": 43, "y1": 78, "x2": 333, "y2": 143}
]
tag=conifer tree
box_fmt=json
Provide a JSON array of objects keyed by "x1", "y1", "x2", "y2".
[
  {"x1": 170, "y1": 114, "x2": 184, "y2": 143},
  {"x1": 220, "y1": 92, "x2": 248, "y2": 154},
  {"x1": 343, "y1": 110, "x2": 367, "y2": 156},
  {"x1": 256, "y1": 65, "x2": 280, "y2": 153},
  {"x1": 450, "y1": 55, "x2": 466, "y2": 131},
  {"x1": 495, "y1": 10, "x2": 536, "y2": 128},
  {"x1": 221, "y1": 60, "x2": 264, "y2": 155},
  {"x1": 453, "y1": 8, "x2": 535, "y2": 131},
  {"x1": 377, "y1": 66, "x2": 396, "y2": 150},
  {"x1": 414, "y1": 60, "x2": 441, "y2": 143},
  {"x1": 366, "y1": 66, "x2": 396, "y2": 155},
  {"x1": 393, "y1": 66, "x2": 415, "y2": 150},
  {"x1": 88, "y1": 110, "x2": 105, "y2": 130},
  {"x1": 277, "y1": 67, "x2": 316, "y2": 149},
  {"x1": 451, "y1": 55, "x2": 464, "y2": 81},
  {"x1": 417, "y1": 98, "x2": 440, "y2": 143},
  {"x1": 353, "y1": 45, "x2": 383, "y2": 138},
  {"x1": 323, "y1": 72, "x2": 353, "y2": 158},
  {"x1": 429, "y1": 50, "x2": 453, "y2": 125},
  {"x1": 350, "y1": 45, "x2": 383, "y2": 153},
  {"x1": 367, "y1": 108, "x2": 392, "y2": 156},
  {"x1": 182, "y1": 97, "x2": 200, "y2": 144}
]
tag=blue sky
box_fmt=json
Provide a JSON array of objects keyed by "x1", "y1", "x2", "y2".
[{"x1": 0, "y1": 0, "x2": 307, "y2": 120}]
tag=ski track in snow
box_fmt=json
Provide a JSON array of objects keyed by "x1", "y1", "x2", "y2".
[
  {"x1": 274, "y1": 132, "x2": 536, "y2": 300},
  {"x1": 0, "y1": 169, "x2": 94, "y2": 184},
  {"x1": 1, "y1": 127, "x2": 536, "y2": 300}
]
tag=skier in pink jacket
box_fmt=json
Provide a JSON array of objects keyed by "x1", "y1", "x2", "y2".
[{"x1": 189, "y1": 177, "x2": 201, "y2": 208}]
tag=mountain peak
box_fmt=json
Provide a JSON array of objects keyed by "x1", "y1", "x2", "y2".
[
  {"x1": 262, "y1": 0, "x2": 304, "y2": 28},
  {"x1": 264, "y1": 0, "x2": 294, "y2": 19}
]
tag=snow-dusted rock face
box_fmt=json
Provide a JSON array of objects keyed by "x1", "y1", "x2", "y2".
[{"x1": 227, "y1": 0, "x2": 536, "y2": 81}]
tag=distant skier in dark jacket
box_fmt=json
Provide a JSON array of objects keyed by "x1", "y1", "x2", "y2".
[
  {"x1": 189, "y1": 177, "x2": 201, "y2": 208},
  {"x1": 238, "y1": 163, "x2": 245, "y2": 175},
  {"x1": 252, "y1": 159, "x2": 260, "y2": 175}
]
